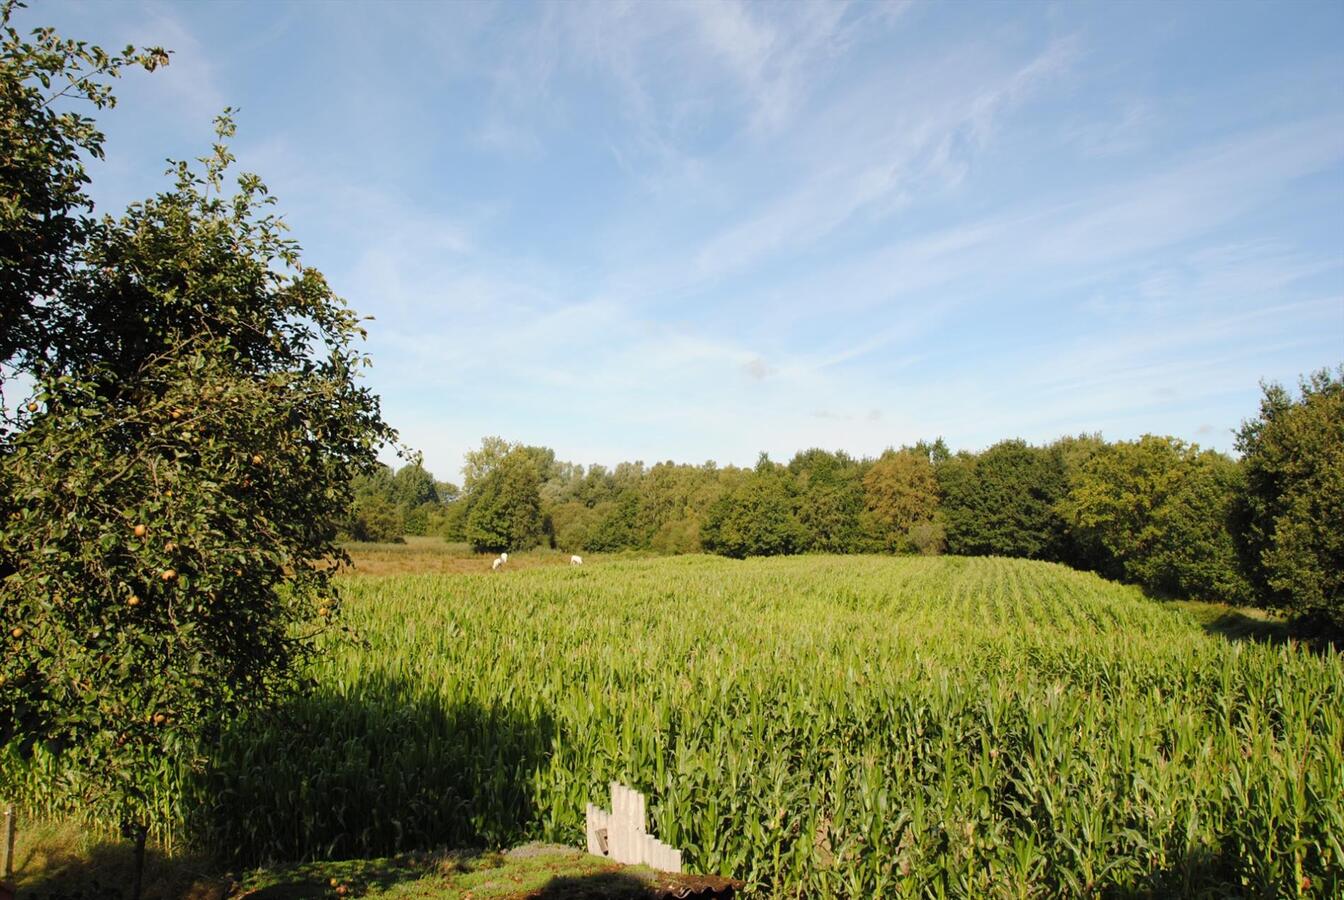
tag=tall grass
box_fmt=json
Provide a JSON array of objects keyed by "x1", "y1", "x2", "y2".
[{"x1": 8, "y1": 555, "x2": 1342, "y2": 896}]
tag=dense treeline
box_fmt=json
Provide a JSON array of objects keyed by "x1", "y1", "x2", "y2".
[
  {"x1": 351, "y1": 368, "x2": 1342, "y2": 629},
  {"x1": 342, "y1": 456, "x2": 458, "y2": 542}
]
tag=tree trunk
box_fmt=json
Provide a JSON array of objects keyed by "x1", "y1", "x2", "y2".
[{"x1": 128, "y1": 822, "x2": 147, "y2": 900}]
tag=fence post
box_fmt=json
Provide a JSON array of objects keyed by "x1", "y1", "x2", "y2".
[{"x1": 2, "y1": 804, "x2": 14, "y2": 880}]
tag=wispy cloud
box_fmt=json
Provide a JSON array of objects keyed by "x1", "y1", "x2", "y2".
[
  {"x1": 44, "y1": 0, "x2": 1344, "y2": 475},
  {"x1": 686, "y1": 35, "x2": 1079, "y2": 282},
  {"x1": 1032, "y1": 115, "x2": 1344, "y2": 267},
  {"x1": 1063, "y1": 98, "x2": 1157, "y2": 158}
]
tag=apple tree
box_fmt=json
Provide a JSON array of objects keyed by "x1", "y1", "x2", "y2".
[
  {"x1": 0, "y1": 0, "x2": 168, "y2": 369},
  {"x1": 0, "y1": 5, "x2": 393, "y2": 894}
]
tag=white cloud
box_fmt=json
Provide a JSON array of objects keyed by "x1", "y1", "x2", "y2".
[
  {"x1": 376, "y1": 96, "x2": 1341, "y2": 473},
  {"x1": 74, "y1": 2, "x2": 1336, "y2": 477},
  {"x1": 689, "y1": 36, "x2": 1079, "y2": 281}
]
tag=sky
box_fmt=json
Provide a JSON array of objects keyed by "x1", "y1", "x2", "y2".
[{"x1": 34, "y1": 0, "x2": 1344, "y2": 480}]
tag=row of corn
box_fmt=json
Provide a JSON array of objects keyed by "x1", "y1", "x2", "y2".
[{"x1": 6, "y1": 555, "x2": 1341, "y2": 896}]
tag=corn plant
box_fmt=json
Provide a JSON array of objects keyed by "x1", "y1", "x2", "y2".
[{"x1": 6, "y1": 555, "x2": 1341, "y2": 897}]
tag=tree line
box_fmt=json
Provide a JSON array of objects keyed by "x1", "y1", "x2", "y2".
[{"x1": 353, "y1": 369, "x2": 1342, "y2": 632}]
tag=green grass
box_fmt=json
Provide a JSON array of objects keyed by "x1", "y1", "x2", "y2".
[
  {"x1": 9, "y1": 555, "x2": 1343, "y2": 897},
  {"x1": 334, "y1": 536, "x2": 622, "y2": 576},
  {"x1": 231, "y1": 845, "x2": 683, "y2": 899},
  {"x1": 7, "y1": 821, "x2": 684, "y2": 899},
  {"x1": 1165, "y1": 598, "x2": 1298, "y2": 645}
]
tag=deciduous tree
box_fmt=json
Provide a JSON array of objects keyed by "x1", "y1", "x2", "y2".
[
  {"x1": 464, "y1": 448, "x2": 543, "y2": 552},
  {"x1": 0, "y1": 10, "x2": 391, "y2": 890},
  {"x1": 790, "y1": 449, "x2": 866, "y2": 553},
  {"x1": 0, "y1": 0, "x2": 167, "y2": 371},
  {"x1": 1234, "y1": 367, "x2": 1344, "y2": 630},
  {"x1": 392, "y1": 461, "x2": 439, "y2": 509},
  {"x1": 1058, "y1": 436, "x2": 1250, "y2": 603},
  {"x1": 940, "y1": 440, "x2": 1068, "y2": 560},
  {"x1": 702, "y1": 455, "x2": 805, "y2": 558},
  {"x1": 861, "y1": 449, "x2": 941, "y2": 553}
]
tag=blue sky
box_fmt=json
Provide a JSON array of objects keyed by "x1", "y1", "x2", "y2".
[{"x1": 38, "y1": 0, "x2": 1344, "y2": 480}]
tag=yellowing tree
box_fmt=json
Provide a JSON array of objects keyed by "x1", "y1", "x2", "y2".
[{"x1": 861, "y1": 449, "x2": 942, "y2": 553}]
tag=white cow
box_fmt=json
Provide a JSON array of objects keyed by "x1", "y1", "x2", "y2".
[
  {"x1": 491, "y1": 556, "x2": 503, "y2": 571},
  {"x1": 570, "y1": 555, "x2": 583, "y2": 566},
  {"x1": 500, "y1": 551, "x2": 509, "y2": 563}
]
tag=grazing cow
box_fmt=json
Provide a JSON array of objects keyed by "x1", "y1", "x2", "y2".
[
  {"x1": 571, "y1": 555, "x2": 583, "y2": 566},
  {"x1": 491, "y1": 556, "x2": 503, "y2": 571}
]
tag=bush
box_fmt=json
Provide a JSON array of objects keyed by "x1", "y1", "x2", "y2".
[
  {"x1": 907, "y1": 519, "x2": 947, "y2": 556},
  {"x1": 344, "y1": 496, "x2": 405, "y2": 543}
]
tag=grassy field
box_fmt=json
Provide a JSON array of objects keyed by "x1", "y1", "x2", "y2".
[
  {"x1": 333, "y1": 537, "x2": 633, "y2": 576},
  {"x1": 8, "y1": 820, "x2": 718, "y2": 900},
  {"x1": 8, "y1": 550, "x2": 1343, "y2": 897},
  {"x1": 333, "y1": 537, "x2": 598, "y2": 576}
]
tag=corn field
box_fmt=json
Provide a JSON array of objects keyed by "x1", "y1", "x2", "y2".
[{"x1": 7, "y1": 555, "x2": 1343, "y2": 896}]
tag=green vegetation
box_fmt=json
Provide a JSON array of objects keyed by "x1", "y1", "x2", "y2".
[
  {"x1": 345, "y1": 460, "x2": 457, "y2": 542},
  {"x1": 0, "y1": 5, "x2": 392, "y2": 893},
  {"x1": 940, "y1": 440, "x2": 1069, "y2": 561},
  {"x1": 0, "y1": 3, "x2": 167, "y2": 367},
  {"x1": 465, "y1": 448, "x2": 545, "y2": 553},
  {"x1": 9, "y1": 555, "x2": 1341, "y2": 896},
  {"x1": 10, "y1": 820, "x2": 691, "y2": 900},
  {"x1": 860, "y1": 448, "x2": 941, "y2": 554},
  {"x1": 1234, "y1": 366, "x2": 1344, "y2": 632},
  {"x1": 2, "y1": 7, "x2": 1341, "y2": 899},
  {"x1": 351, "y1": 378, "x2": 1342, "y2": 637},
  {"x1": 702, "y1": 455, "x2": 807, "y2": 558},
  {"x1": 1060, "y1": 435, "x2": 1251, "y2": 603},
  {"x1": 355, "y1": 425, "x2": 1323, "y2": 624}
]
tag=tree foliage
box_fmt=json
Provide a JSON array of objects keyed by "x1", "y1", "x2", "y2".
[
  {"x1": 634, "y1": 462, "x2": 712, "y2": 552},
  {"x1": 461, "y1": 435, "x2": 517, "y2": 494},
  {"x1": 0, "y1": 1, "x2": 168, "y2": 370},
  {"x1": 346, "y1": 495, "x2": 405, "y2": 543},
  {"x1": 0, "y1": 6, "x2": 392, "y2": 874},
  {"x1": 364, "y1": 382, "x2": 1337, "y2": 634},
  {"x1": 790, "y1": 449, "x2": 866, "y2": 553},
  {"x1": 392, "y1": 461, "x2": 438, "y2": 509},
  {"x1": 701, "y1": 456, "x2": 806, "y2": 558},
  {"x1": 861, "y1": 449, "x2": 941, "y2": 553},
  {"x1": 339, "y1": 460, "x2": 457, "y2": 540},
  {"x1": 941, "y1": 440, "x2": 1068, "y2": 560},
  {"x1": 464, "y1": 448, "x2": 543, "y2": 552},
  {"x1": 1059, "y1": 436, "x2": 1250, "y2": 603},
  {"x1": 1234, "y1": 367, "x2": 1344, "y2": 629}
]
